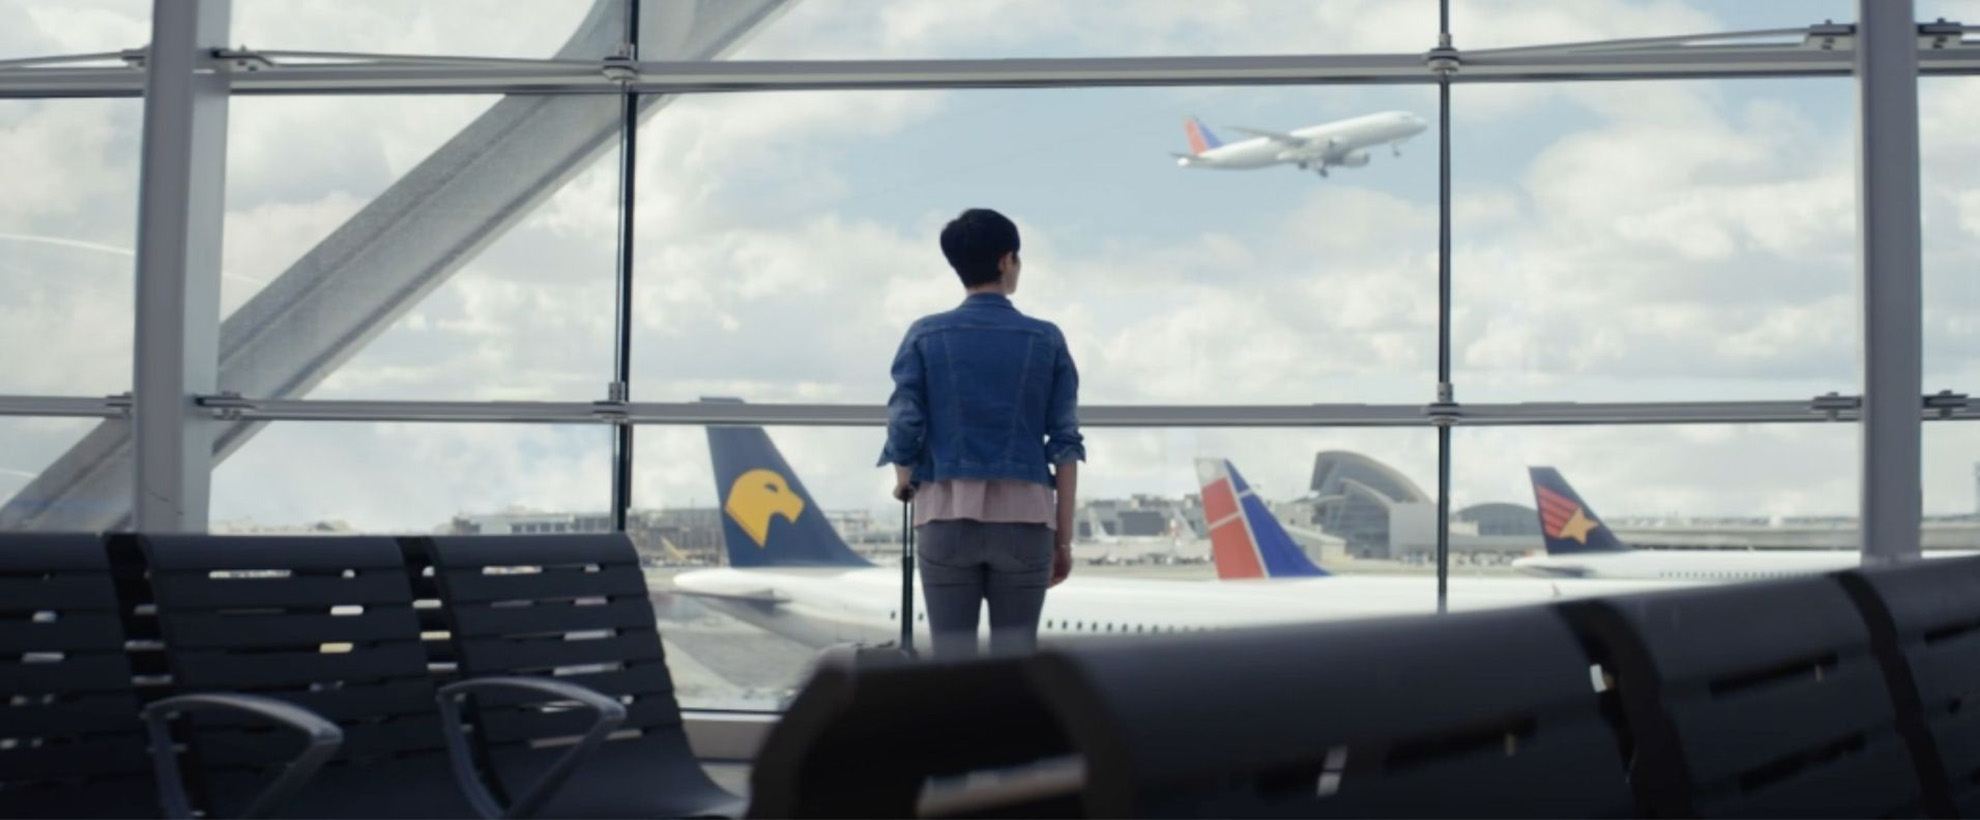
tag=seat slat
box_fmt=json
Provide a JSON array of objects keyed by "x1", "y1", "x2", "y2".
[
  {"x1": 460, "y1": 632, "x2": 661, "y2": 673},
  {"x1": 172, "y1": 643, "x2": 428, "y2": 690},
  {"x1": 450, "y1": 597, "x2": 655, "y2": 638},
  {"x1": 140, "y1": 534, "x2": 406, "y2": 572},
  {"x1": 462, "y1": 663, "x2": 677, "y2": 706},
  {"x1": 425, "y1": 534, "x2": 639, "y2": 571},
  {"x1": 159, "y1": 607, "x2": 421, "y2": 650},
  {"x1": 1707, "y1": 736, "x2": 1921, "y2": 819},
  {"x1": 175, "y1": 678, "x2": 440, "y2": 728},
  {"x1": 1670, "y1": 660, "x2": 1894, "y2": 784},
  {"x1": 0, "y1": 738, "x2": 150, "y2": 780},
  {"x1": 0, "y1": 612, "x2": 126, "y2": 652},
  {"x1": 0, "y1": 654, "x2": 136, "y2": 696},
  {"x1": 149, "y1": 572, "x2": 411, "y2": 609},
  {"x1": 1905, "y1": 632, "x2": 1980, "y2": 710},
  {"x1": 0, "y1": 534, "x2": 111, "y2": 572},
  {"x1": 0, "y1": 692, "x2": 142, "y2": 737},
  {"x1": 194, "y1": 713, "x2": 448, "y2": 766},
  {"x1": 437, "y1": 565, "x2": 646, "y2": 604},
  {"x1": 478, "y1": 697, "x2": 683, "y2": 744},
  {"x1": 0, "y1": 576, "x2": 118, "y2": 611}
]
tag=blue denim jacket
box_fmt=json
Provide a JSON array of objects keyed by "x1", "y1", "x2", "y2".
[{"x1": 879, "y1": 293, "x2": 1084, "y2": 487}]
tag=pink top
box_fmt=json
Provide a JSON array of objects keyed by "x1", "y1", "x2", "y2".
[{"x1": 914, "y1": 479, "x2": 1056, "y2": 529}]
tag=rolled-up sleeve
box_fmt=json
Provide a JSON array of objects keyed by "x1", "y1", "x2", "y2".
[
  {"x1": 1044, "y1": 330, "x2": 1085, "y2": 466},
  {"x1": 878, "y1": 328, "x2": 928, "y2": 467}
]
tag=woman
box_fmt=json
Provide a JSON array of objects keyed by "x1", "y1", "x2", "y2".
[{"x1": 878, "y1": 208, "x2": 1084, "y2": 661}]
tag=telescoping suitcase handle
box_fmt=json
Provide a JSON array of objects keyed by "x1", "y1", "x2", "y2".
[{"x1": 900, "y1": 499, "x2": 916, "y2": 657}]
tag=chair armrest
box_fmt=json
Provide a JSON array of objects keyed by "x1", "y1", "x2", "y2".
[
  {"x1": 143, "y1": 693, "x2": 343, "y2": 820},
  {"x1": 437, "y1": 676, "x2": 629, "y2": 819}
]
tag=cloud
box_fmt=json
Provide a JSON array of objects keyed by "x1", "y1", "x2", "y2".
[{"x1": 8, "y1": 0, "x2": 1980, "y2": 530}]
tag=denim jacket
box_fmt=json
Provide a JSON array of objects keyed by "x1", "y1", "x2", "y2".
[{"x1": 879, "y1": 293, "x2": 1084, "y2": 487}]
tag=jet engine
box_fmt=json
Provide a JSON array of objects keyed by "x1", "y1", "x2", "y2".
[{"x1": 1338, "y1": 149, "x2": 1371, "y2": 168}]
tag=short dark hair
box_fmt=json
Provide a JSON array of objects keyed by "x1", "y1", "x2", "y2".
[{"x1": 940, "y1": 208, "x2": 1020, "y2": 288}]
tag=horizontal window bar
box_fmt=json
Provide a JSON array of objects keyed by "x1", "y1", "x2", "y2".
[
  {"x1": 136, "y1": 395, "x2": 1980, "y2": 427},
  {"x1": 0, "y1": 395, "x2": 128, "y2": 418},
  {"x1": 6, "y1": 38, "x2": 1980, "y2": 98}
]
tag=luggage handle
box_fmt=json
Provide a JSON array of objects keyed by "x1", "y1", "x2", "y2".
[{"x1": 901, "y1": 498, "x2": 916, "y2": 658}]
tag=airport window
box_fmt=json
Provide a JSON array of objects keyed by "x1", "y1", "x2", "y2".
[{"x1": 4, "y1": 0, "x2": 1969, "y2": 721}]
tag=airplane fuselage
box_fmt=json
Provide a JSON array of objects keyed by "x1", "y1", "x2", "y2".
[
  {"x1": 1513, "y1": 548, "x2": 1979, "y2": 582},
  {"x1": 671, "y1": 566, "x2": 1692, "y2": 650},
  {"x1": 1178, "y1": 111, "x2": 1427, "y2": 172}
]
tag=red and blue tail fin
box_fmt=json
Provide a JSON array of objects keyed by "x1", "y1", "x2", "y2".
[
  {"x1": 1183, "y1": 116, "x2": 1224, "y2": 155},
  {"x1": 1197, "y1": 459, "x2": 1328, "y2": 579},
  {"x1": 1528, "y1": 467, "x2": 1628, "y2": 555}
]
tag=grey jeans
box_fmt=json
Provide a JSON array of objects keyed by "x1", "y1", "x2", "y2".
[{"x1": 916, "y1": 520, "x2": 1054, "y2": 661}]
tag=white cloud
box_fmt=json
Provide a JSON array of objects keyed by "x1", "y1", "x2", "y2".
[{"x1": 9, "y1": 0, "x2": 1980, "y2": 530}]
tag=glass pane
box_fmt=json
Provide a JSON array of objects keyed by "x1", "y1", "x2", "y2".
[
  {"x1": 0, "y1": 0, "x2": 149, "y2": 61},
  {"x1": 220, "y1": 95, "x2": 621, "y2": 401},
  {"x1": 1451, "y1": 0, "x2": 1853, "y2": 50},
  {"x1": 0, "y1": 415, "x2": 128, "y2": 532},
  {"x1": 641, "y1": 424, "x2": 1458, "y2": 711},
  {"x1": 230, "y1": 0, "x2": 610, "y2": 60},
  {"x1": 1922, "y1": 76, "x2": 1980, "y2": 396},
  {"x1": 1452, "y1": 78, "x2": 1855, "y2": 402},
  {"x1": 727, "y1": 0, "x2": 1437, "y2": 59},
  {"x1": 0, "y1": 99, "x2": 140, "y2": 396},
  {"x1": 1453, "y1": 423, "x2": 1879, "y2": 585},
  {"x1": 210, "y1": 422, "x2": 612, "y2": 533},
  {"x1": 1924, "y1": 422, "x2": 1980, "y2": 529},
  {"x1": 632, "y1": 86, "x2": 1439, "y2": 405}
]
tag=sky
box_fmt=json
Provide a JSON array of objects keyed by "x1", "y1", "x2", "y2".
[{"x1": 5, "y1": 0, "x2": 1980, "y2": 531}]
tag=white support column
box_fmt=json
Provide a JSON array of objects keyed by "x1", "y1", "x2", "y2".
[
  {"x1": 132, "y1": 0, "x2": 229, "y2": 532},
  {"x1": 1857, "y1": 0, "x2": 1923, "y2": 565}
]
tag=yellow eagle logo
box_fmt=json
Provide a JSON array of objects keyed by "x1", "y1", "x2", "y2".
[{"x1": 725, "y1": 469, "x2": 805, "y2": 548}]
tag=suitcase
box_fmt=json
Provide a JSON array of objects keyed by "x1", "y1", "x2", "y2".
[{"x1": 817, "y1": 499, "x2": 919, "y2": 670}]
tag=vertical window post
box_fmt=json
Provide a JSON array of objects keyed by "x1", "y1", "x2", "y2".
[
  {"x1": 133, "y1": 0, "x2": 230, "y2": 532},
  {"x1": 1856, "y1": 0, "x2": 1923, "y2": 565},
  {"x1": 1429, "y1": 1, "x2": 1459, "y2": 612},
  {"x1": 610, "y1": 0, "x2": 642, "y2": 532}
]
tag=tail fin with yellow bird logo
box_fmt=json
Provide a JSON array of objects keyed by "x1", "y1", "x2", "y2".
[
  {"x1": 707, "y1": 422, "x2": 871, "y2": 568},
  {"x1": 1528, "y1": 467, "x2": 1629, "y2": 555}
]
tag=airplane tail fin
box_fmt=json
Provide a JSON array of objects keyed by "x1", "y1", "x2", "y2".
[
  {"x1": 1183, "y1": 116, "x2": 1224, "y2": 155},
  {"x1": 1196, "y1": 458, "x2": 1328, "y2": 579},
  {"x1": 704, "y1": 406, "x2": 870, "y2": 568},
  {"x1": 1528, "y1": 467, "x2": 1628, "y2": 555}
]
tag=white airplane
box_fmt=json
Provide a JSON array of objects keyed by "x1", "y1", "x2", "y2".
[
  {"x1": 1173, "y1": 111, "x2": 1427, "y2": 177},
  {"x1": 670, "y1": 427, "x2": 1690, "y2": 650},
  {"x1": 1511, "y1": 467, "x2": 1976, "y2": 581}
]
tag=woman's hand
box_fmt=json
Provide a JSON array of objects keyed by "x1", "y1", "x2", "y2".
[
  {"x1": 892, "y1": 465, "x2": 915, "y2": 502},
  {"x1": 1051, "y1": 540, "x2": 1073, "y2": 587}
]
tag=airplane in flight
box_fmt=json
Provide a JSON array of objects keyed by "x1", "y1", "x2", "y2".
[
  {"x1": 1173, "y1": 111, "x2": 1427, "y2": 177},
  {"x1": 1511, "y1": 467, "x2": 1977, "y2": 581},
  {"x1": 669, "y1": 427, "x2": 1688, "y2": 650}
]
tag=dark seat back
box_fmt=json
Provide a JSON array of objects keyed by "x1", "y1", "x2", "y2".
[
  {"x1": 0, "y1": 533, "x2": 156, "y2": 819},
  {"x1": 1565, "y1": 578, "x2": 1923, "y2": 817},
  {"x1": 421, "y1": 534, "x2": 734, "y2": 817},
  {"x1": 1032, "y1": 607, "x2": 1634, "y2": 818},
  {"x1": 1839, "y1": 555, "x2": 1980, "y2": 818},
  {"x1": 141, "y1": 534, "x2": 470, "y2": 818},
  {"x1": 749, "y1": 654, "x2": 1073, "y2": 818}
]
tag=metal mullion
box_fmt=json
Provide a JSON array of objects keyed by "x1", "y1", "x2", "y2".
[
  {"x1": 194, "y1": 398, "x2": 1979, "y2": 426},
  {"x1": 0, "y1": 396, "x2": 127, "y2": 418},
  {"x1": 20, "y1": 37, "x2": 1980, "y2": 99},
  {"x1": 609, "y1": 0, "x2": 640, "y2": 533}
]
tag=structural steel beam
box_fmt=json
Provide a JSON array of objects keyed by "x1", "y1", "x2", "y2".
[
  {"x1": 130, "y1": 0, "x2": 229, "y2": 532},
  {"x1": 6, "y1": 31, "x2": 1980, "y2": 98},
  {"x1": 0, "y1": 0, "x2": 792, "y2": 530},
  {"x1": 1858, "y1": 0, "x2": 1925, "y2": 564}
]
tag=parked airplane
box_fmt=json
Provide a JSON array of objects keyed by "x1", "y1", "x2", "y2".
[
  {"x1": 1174, "y1": 111, "x2": 1427, "y2": 177},
  {"x1": 1511, "y1": 467, "x2": 1975, "y2": 581},
  {"x1": 670, "y1": 427, "x2": 1686, "y2": 649}
]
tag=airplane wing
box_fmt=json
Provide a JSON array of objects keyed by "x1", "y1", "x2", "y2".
[
  {"x1": 671, "y1": 586, "x2": 791, "y2": 611},
  {"x1": 1224, "y1": 126, "x2": 1312, "y2": 146}
]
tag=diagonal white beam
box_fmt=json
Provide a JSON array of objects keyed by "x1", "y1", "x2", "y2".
[{"x1": 0, "y1": 0, "x2": 793, "y2": 531}]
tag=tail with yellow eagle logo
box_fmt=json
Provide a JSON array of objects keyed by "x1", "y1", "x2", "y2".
[{"x1": 707, "y1": 421, "x2": 871, "y2": 568}]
